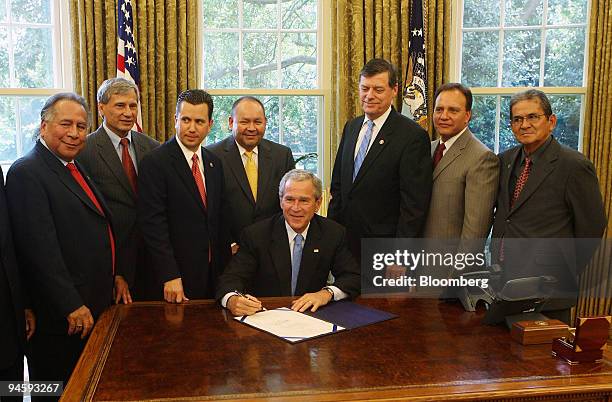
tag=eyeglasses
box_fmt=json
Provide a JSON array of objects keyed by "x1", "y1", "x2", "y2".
[{"x1": 510, "y1": 113, "x2": 547, "y2": 126}]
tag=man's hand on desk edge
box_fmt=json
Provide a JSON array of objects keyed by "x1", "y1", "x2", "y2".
[
  {"x1": 164, "y1": 278, "x2": 189, "y2": 303},
  {"x1": 228, "y1": 293, "x2": 263, "y2": 316},
  {"x1": 114, "y1": 275, "x2": 133, "y2": 304},
  {"x1": 291, "y1": 289, "x2": 333, "y2": 313},
  {"x1": 66, "y1": 305, "x2": 94, "y2": 339}
]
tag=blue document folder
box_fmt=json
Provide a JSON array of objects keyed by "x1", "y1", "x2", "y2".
[{"x1": 304, "y1": 300, "x2": 398, "y2": 330}]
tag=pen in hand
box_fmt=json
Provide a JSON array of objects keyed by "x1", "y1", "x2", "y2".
[{"x1": 234, "y1": 291, "x2": 267, "y2": 312}]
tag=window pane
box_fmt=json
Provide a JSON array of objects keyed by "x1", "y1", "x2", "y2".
[
  {"x1": 547, "y1": 0, "x2": 587, "y2": 25},
  {"x1": 544, "y1": 28, "x2": 585, "y2": 87},
  {"x1": 282, "y1": 0, "x2": 317, "y2": 29},
  {"x1": 206, "y1": 95, "x2": 318, "y2": 174},
  {"x1": 203, "y1": 32, "x2": 239, "y2": 88},
  {"x1": 469, "y1": 95, "x2": 496, "y2": 151},
  {"x1": 10, "y1": 0, "x2": 51, "y2": 24},
  {"x1": 282, "y1": 96, "x2": 319, "y2": 170},
  {"x1": 18, "y1": 96, "x2": 45, "y2": 155},
  {"x1": 244, "y1": 1, "x2": 277, "y2": 29},
  {"x1": 502, "y1": 29, "x2": 540, "y2": 86},
  {"x1": 13, "y1": 27, "x2": 53, "y2": 88},
  {"x1": 499, "y1": 96, "x2": 515, "y2": 153},
  {"x1": 243, "y1": 32, "x2": 278, "y2": 88},
  {"x1": 504, "y1": 0, "x2": 543, "y2": 26},
  {"x1": 262, "y1": 97, "x2": 280, "y2": 143},
  {"x1": 281, "y1": 33, "x2": 317, "y2": 89},
  {"x1": 549, "y1": 95, "x2": 581, "y2": 149},
  {"x1": 0, "y1": 96, "x2": 45, "y2": 164},
  {"x1": 202, "y1": 0, "x2": 238, "y2": 29},
  {"x1": 461, "y1": 31, "x2": 499, "y2": 87},
  {"x1": 0, "y1": 28, "x2": 8, "y2": 87},
  {"x1": 0, "y1": 97, "x2": 17, "y2": 162},
  {"x1": 0, "y1": 1, "x2": 6, "y2": 22},
  {"x1": 463, "y1": 0, "x2": 500, "y2": 28}
]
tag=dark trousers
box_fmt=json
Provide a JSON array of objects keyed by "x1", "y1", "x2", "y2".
[
  {"x1": 28, "y1": 332, "x2": 86, "y2": 402},
  {"x1": 0, "y1": 354, "x2": 24, "y2": 402}
]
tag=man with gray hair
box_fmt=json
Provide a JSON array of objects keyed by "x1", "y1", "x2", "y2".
[
  {"x1": 78, "y1": 77, "x2": 159, "y2": 302},
  {"x1": 216, "y1": 169, "x2": 360, "y2": 316},
  {"x1": 6, "y1": 93, "x2": 114, "y2": 388},
  {"x1": 492, "y1": 89, "x2": 606, "y2": 323}
]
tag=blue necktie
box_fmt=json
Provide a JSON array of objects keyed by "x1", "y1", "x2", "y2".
[
  {"x1": 353, "y1": 119, "x2": 374, "y2": 181},
  {"x1": 291, "y1": 234, "x2": 304, "y2": 295}
]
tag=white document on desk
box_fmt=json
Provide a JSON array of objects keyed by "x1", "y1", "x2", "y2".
[{"x1": 235, "y1": 307, "x2": 345, "y2": 343}]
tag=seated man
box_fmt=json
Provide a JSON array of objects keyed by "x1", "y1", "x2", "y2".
[{"x1": 216, "y1": 169, "x2": 360, "y2": 316}]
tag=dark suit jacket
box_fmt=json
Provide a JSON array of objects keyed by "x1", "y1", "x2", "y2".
[
  {"x1": 77, "y1": 126, "x2": 159, "y2": 291},
  {"x1": 0, "y1": 165, "x2": 26, "y2": 370},
  {"x1": 138, "y1": 137, "x2": 231, "y2": 299},
  {"x1": 328, "y1": 108, "x2": 433, "y2": 257},
  {"x1": 6, "y1": 141, "x2": 114, "y2": 334},
  {"x1": 492, "y1": 137, "x2": 607, "y2": 294},
  {"x1": 207, "y1": 136, "x2": 295, "y2": 243},
  {"x1": 216, "y1": 214, "x2": 360, "y2": 300}
]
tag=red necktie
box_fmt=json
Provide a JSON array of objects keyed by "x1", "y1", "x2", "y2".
[
  {"x1": 432, "y1": 142, "x2": 446, "y2": 168},
  {"x1": 191, "y1": 154, "x2": 211, "y2": 262},
  {"x1": 120, "y1": 138, "x2": 138, "y2": 194},
  {"x1": 511, "y1": 157, "x2": 532, "y2": 208},
  {"x1": 191, "y1": 154, "x2": 207, "y2": 209},
  {"x1": 66, "y1": 162, "x2": 115, "y2": 274}
]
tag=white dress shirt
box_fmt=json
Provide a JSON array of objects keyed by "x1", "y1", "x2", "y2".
[
  {"x1": 353, "y1": 106, "x2": 393, "y2": 159},
  {"x1": 176, "y1": 135, "x2": 206, "y2": 191}
]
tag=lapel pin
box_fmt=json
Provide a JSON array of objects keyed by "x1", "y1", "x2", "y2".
[
  {"x1": 313, "y1": 249, "x2": 319, "y2": 253},
  {"x1": 379, "y1": 139, "x2": 384, "y2": 145},
  {"x1": 209, "y1": 162, "x2": 214, "y2": 168}
]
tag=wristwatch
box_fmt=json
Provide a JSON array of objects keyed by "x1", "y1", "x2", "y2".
[{"x1": 323, "y1": 286, "x2": 335, "y2": 301}]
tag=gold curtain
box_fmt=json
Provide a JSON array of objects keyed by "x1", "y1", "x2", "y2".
[
  {"x1": 330, "y1": 0, "x2": 450, "y2": 152},
  {"x1": 576, "y1": 0, "x2": 612, "y2": 321},
  {"x1": 69, "y1": 0, "x2": 199, "y2": 141}
]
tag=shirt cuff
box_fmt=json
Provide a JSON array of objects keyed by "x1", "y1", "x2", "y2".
[
  {"x1": 326, "y1": 285, "x2": 348, "y2": 302},
  {"x1": 221, "y1": 291, "x2": 239, "y2": 308}
]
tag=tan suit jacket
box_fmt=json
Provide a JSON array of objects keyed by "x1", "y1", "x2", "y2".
[{"x1": 423, "y1": 129, "x2": 499, "y2": 240}]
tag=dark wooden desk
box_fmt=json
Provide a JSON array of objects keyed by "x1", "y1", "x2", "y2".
[{"x1": 62, "y1": 298, "x2": 612, "y2": 401}]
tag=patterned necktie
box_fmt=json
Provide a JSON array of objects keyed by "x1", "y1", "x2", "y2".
[
  {"x1": 244, "y1": 150, "x2": 257, "y2": 201},
  {"x1": 66, "y1": 162, "x2": 115, "y2": 274},
  {"x1": 191, "y1": 153, "x2": 207, "y2": 209},
  {"x1": 120, "y1": 137, "x2": 138, "y2": 194},
  {"x1": 291, "y1": 233, "x2": 304, "y2": 296},
  {"x1": 511, "y1": 157, "x2": 532, "y2": 208},
  {"x1": 353, "y1": 120, "x2": 374, "y2": 181},
  {"x1": 432, "y1": 141, "x2": 446, "y2": 168}
]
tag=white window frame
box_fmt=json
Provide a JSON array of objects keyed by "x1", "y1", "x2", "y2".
[
  {"x1": 449, "y1": 0, "x2": 590, "y2": 153},
  {"x1": 199, "y1": 0, "x2": 331, "y2": 186},
  {"x1": 0, "y1": 0, "x2": 72, "y2": 170}
]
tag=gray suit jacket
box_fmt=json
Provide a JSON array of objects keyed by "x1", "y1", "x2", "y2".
[
  {"x1": 77, "y1": 126, "x2": 159, "y2": 287},
  {"x1": 423, "y1": 129, "x2": 499, "y2": 241},
  {"x1": 207, "y1": 136, "x2": 295, "y2": 243}
]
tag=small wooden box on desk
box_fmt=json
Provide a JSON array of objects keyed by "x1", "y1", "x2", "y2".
[{"x1": 511, "y1": 319, "x2": 569, "y2": 345}]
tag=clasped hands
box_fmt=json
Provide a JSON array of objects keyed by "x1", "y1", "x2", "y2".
[{"x1": 227, "y1": 289, "x2": 333, "y2": 316}]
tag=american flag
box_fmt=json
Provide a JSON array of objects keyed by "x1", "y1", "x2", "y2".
[
  {"x1": 117, "y1": 0, "x2": 143, "y2": 132},
  {"x1": 402, "y1": 0, "x2": 428, "y2": 129}
]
